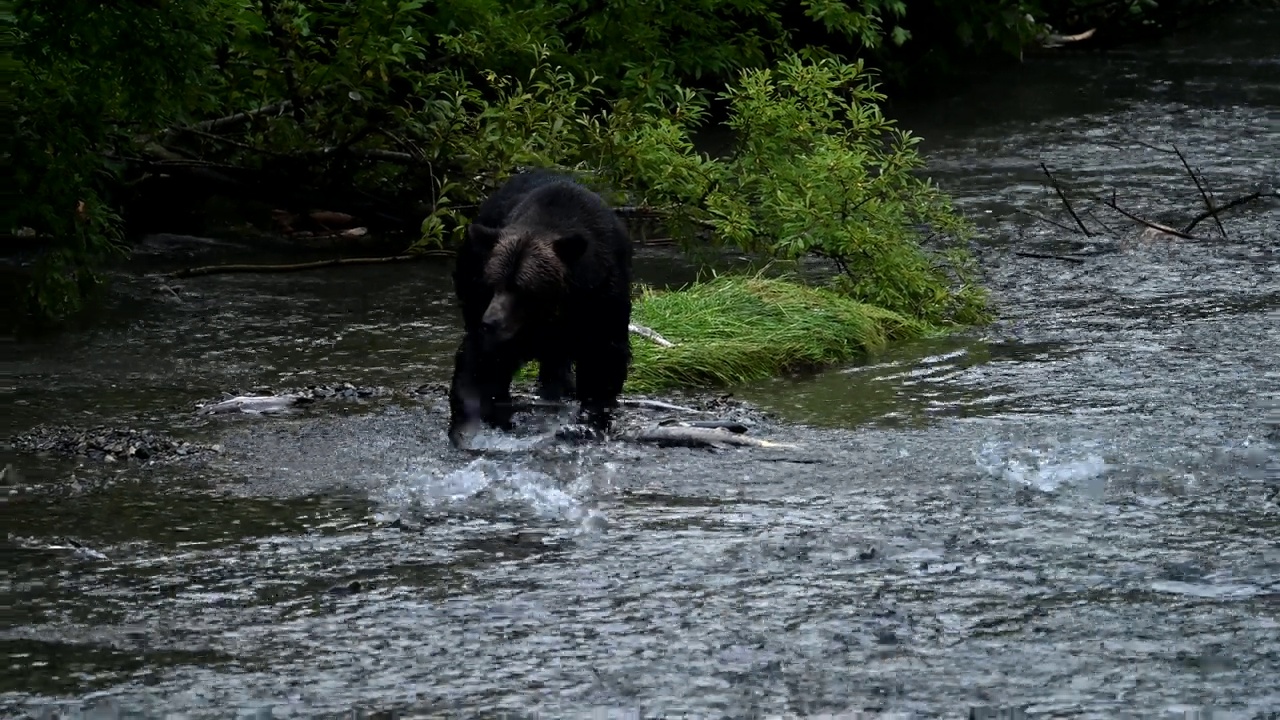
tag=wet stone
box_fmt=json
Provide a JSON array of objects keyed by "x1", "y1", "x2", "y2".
[
  {"x1": 276, "y1": 382, "x2": 395, "y2": 401},
  {"x1": 208, "y1": 382, "x2": 395, "y2": 405},
  {"x1": 10, "y1": 424, "x2": 218, "y2": 465}
]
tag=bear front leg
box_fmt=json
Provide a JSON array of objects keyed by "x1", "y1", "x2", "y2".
[
  {"x1": 448, "y1": 336, "x2": 489, "y2": 447},
  {"x1": 573, "y1": 336, "x2": 631, "y2": 436},
  {"x1": 448, "y1": 335, "x2": 519, "y2": 447},
  {"x1": 536, "y1": 353, "x2": 576, "y2": 404}
]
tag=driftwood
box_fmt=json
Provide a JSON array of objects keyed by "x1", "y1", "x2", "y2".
[
  {"x1": 625, "y1": 425, "x2": 797, "y2": 450},
  {"x1": 168, "y1": 252, "x2": 451, "y2": 279}
]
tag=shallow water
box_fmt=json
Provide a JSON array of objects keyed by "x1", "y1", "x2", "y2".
[{"x1": 4, "y1": 9, "x2": 1280, "y2": 719}]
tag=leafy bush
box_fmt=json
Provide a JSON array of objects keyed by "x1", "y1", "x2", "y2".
[
  {"x1": 5, "y1": 0, "x2": 229, "y2": 320},
  {"x1": 17, "y1": 0, "x2": 1164, "y2": 330},
  {"x1": 414, "y1": 52, "x2": 989, "y2": 326}
]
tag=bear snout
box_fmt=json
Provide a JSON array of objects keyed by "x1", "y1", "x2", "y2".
[{"x1": 480, "y1": 292, "x2": 521, "y2": 343}]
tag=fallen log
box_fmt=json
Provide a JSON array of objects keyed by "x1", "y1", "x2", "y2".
[{"x1": 168, "y1": 252, "x2": 451, "y2": 279}]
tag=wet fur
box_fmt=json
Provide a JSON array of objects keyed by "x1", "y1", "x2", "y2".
[{"x1": 448, "y1": 170, "x2": 633, "y2": 446}]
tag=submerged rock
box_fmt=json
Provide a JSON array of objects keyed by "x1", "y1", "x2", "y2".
[
  {"x1": 277, "y1": 382, "x2": 393, "y2": 400},
  {"x1": 10, "y1": 424, "x2": 219, "y2": 465}
]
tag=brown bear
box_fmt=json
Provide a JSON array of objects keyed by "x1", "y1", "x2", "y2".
[{"x1": 447, "y1": 169, "x2": 634, "y2": 447}]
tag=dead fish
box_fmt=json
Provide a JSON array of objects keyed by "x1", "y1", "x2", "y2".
[
  {"x1": 658, "y1": 418, "x2": 750, "y2": 434},
  {"x1": 619, "y1": 398, "x2": 699, "y2": 413},
  {"x1": 198, "y1": 395, "x2": 310, "y2": 415},
  {"x1": 41, "y1": 538, "x2": 110, "y2": 562},
  {"x1": 629, "y1": 426, "x2": 797, "y2": 450},
  {"x1": 628, "y1": 323, "x2": 676, "y2": 347}
]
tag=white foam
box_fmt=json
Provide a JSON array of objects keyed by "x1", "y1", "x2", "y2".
[
  {"x1": 974, "y1": 438, "x2": 1110, "y2": 492},
  {"x1": 1150, "y1": 580, "x2": 1259, "y2": 599},
  {"x1": 374, "y1": 453, "x2": 610, "y2": 533}
]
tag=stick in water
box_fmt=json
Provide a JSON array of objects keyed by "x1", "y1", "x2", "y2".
[
  {"x1": 627, "y1": 426, "x2": 798, "y2": 449},
  {"x1": 505, "y1": 393, "x2": 701, "y2": 414}
]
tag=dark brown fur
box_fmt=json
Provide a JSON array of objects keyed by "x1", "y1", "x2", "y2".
[{"x1": 447, "y1": 170, "x2": 633, "y2": 447}]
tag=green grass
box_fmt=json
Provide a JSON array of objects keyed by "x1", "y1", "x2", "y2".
[{"x1": 519, "y1": 272, "x2": 943, "y2": 394}]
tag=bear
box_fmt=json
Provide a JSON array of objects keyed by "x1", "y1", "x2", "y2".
[{"x1": 447, "y1": 169, "x2": 634, "y2": 448}]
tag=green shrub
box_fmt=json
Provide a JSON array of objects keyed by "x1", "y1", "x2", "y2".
[
  {"x1": 626, "y1": 273, "x2": 934, "y2": 392},
  {"x1": 8, "y1": 0, "x2": 1017, "y2": 331}
]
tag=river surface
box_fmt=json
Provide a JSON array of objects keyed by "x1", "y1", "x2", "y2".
[{"x1": 4, "y1": 9, "x2": 1280, "y2": 719}]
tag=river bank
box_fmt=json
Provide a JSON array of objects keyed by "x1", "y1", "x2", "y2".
[{"x1": 3, "y1": 6, "x2": 1280, "y2": 718}]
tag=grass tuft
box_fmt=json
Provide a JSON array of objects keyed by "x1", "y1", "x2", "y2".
[{"x1": 518, "y1": 272, "x2": 941, "y2": 394}]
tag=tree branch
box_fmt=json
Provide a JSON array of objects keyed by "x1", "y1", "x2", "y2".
[
  {"x1": 167, "y1": 252, "x2": 452, "y2": 279},
  {"x1": 1098, "y1": 195, "x2": 1201, "y2": 240},
  {"x1": 1040, "y1": 162, "x2": 1093, "y2": 236},
  {"x1": 1171, "y1": 143, "x2": 1227, "y2": 240},
  {"x1": 194, "y1": 101, "x2": 293, "y2": 133}
]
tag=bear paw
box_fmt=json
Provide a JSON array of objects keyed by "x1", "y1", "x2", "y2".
[{"x1": 554, "y1": 423, "x2": 605, "y2": 443}]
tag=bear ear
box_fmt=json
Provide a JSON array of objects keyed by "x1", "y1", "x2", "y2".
[
  {"x1": 467, "y1": 223, "x2": 500, "y2": 248},
  {"x1": 550, "y1": 233, "x2": 588, "y2": 264}
]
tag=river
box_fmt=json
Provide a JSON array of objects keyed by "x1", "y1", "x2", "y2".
[{"x1": 3, "y1": 8, "x2": 1279, "y2": 719}]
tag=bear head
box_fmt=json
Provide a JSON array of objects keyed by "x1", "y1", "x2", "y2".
[{"x1": 469, "y1": 221, "x2": 589, "y2": 344}]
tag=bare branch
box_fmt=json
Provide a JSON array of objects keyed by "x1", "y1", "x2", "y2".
[
  {"x1": 1018, "y1": 208, "x2": 1087, "y2": 235},
  {"x1": 316, "y1": 147, "x2": 423, "y2": 165},
  {"x1": 173, "y1": 125, "x2": 294, "y2": 158},
  {"x1": 1171, "y1": 143, "x2": 1227, "y2": 240},
  {"x1": 1182, "y1": 191, "x2": 1266, "y2": 235},
  {"x1": 1098, "y1": 195, "x2": 1202, "y2": 240},
  {"x1": 257, "y1": 0, "x2": 306, "y2": 123},
  {"x1": 1084, "y1": 208, "x2": 1116, "y2": 235},
  {"x1": 1118, "y1": 128, "x2": 1178, "y2": 154},
  {"x1": 194, "y1": 101, "x2": 293, "y2": 133},
  {"x1": 1040, "y1": 162, "x2": 1094, "y2": 237}
]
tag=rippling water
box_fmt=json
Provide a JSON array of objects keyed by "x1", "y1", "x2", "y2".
[{"x1": 4, "y1": 8, "x2": 1280, "y2": 719}]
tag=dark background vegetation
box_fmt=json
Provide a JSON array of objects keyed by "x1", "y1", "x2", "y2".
[{"x1": 2, "y1": 0, "x2": 1272, "y2": 332}]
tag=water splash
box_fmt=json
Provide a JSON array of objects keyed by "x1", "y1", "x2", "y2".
[
  {"x1": 372, "y1": 449, "x2": 613, "y2": 534},
  {"x1": 974, "y1": 438, "x2": 1111, "y2": 492}
]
